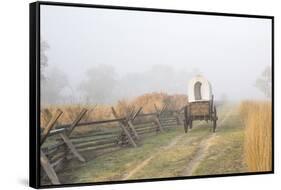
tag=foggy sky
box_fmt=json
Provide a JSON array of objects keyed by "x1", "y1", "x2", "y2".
[{"x1": 41, "y1": 5, "x2": 272, "y2": 104}]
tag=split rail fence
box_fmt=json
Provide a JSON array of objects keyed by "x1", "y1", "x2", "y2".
[{"x1": 40, "y1": 103, "x2": 185, "y2": 185}]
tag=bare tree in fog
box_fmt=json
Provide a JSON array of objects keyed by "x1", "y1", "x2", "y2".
[
  {"x1": 40, "y1": 39, "x2": 49, "y2": 80},
  {"x1": 79, "y1": 65, "x2": 117, "y2": 104},
  {"x1": 41, "y1": 67, "x2": 69, "y2": 105},
  {"x1": 255, "y1": 66, "x2": 272, "y2": 99}
]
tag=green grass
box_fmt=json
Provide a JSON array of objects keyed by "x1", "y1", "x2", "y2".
[
  {"x1": 192, "y1": 108, "x2": 248, "y2": 175},
  {"x1": 49, "y1": 104, "x2": 248, "y2": 185},
  {"x1": 58, "y1": 128, "x2": 184, "y2": 183},
  {"x1": 129, "y1": 126, "x2": 210, "y2": 179}
]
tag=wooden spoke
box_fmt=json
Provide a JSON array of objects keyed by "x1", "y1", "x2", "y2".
[{"x1": 184, "y1": 106, "x2": 189, "y2": 133}]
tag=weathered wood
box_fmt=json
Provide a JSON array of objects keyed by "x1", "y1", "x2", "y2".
[
  {"x1": 56, "y1": 117, "x2": 126, "y2": 130},
  {"x1": 126, "y1": 108, "x2": 136, "y2": 121},
  {"x1": 160, "y1": 119, "x2": 178, "y2": 123},
  {"x1": 213, "y1": 106, "x2": 217, "y2": 133},
  {"x1": 136, "y1": 126, "x2": 156, "y2": 133},
  {"x1": 70, "y1": 131, "x2": 118, "y2": 142},
  {"x1": 117, "y1": 124, "x2": 137, "y2": 147},
  {"x1": 154, "y1": 116, "x2": 164, "y2": 132},
  {"x1": 59, "y1": 133, "x2": 85, "y2": 162},
  {"x1": 70, "y1": 132, "x2": 118, "y2": 141},
  {"x1": 135, "y1": 124, "x2": 156, "y2": 130},
  {"x1": 42, "y1": 109, "x2": 53, "y2": 125},
  {"x1": 50, "y1": 151, "x2": 65, "y2": 163},
  {"x1": 49, "y1": 128, "x2": 67, "y2": 136},
  {"x1": 43, "y1": 141, "x2": 65, "y2": 155},
  {"x1": 41, "y1": 109, "x2": 63, "y2": 145},
  {"x1": 189, "y1": 119, "x2": 193, "y2": 129},
  {"x1": 66, "y1": 108, "x2": 88, "y2": 136},
  {"x1": 174, "y1": 113, "x2": 182, "y2": 125},
  {"x1": 74, "y1": 139, "x2": 118, "y2": 149},
  {"x1": 51, "y1": 157, "x2": 65, "y2": 168},
  {"x1": 77, "y1": 143, "x2": 119, "y2": 152},
  {"x1": 134, "y1": 121, "x2": 155, "y2": 127},
  {"x1": 184, "y1": 106, "x2": 189, "y2": 133},
  {"x1": 111, "y1": 107, "x2": 123, "y2": 122},
  {"x1": 138, "y1": 128, "x2": 157, "y2": 135},
  {"x1": 40, "y1": 150, "x2": 60, "y2": 185},
  {"x1": 137, "y1": 113, "x2": 157, "y2": 117},
  {"x1": 128, "y1": 121, "x2": 140, "y2": 140},
  {"x1": 131, "y1": 107, "x2": 143, "y2": 121},
  {"x1": 154, "y1": 104, "x2": 160, "y2": 114},
  {"x1": 83, "y1": 105, "x2": 97, "y2": 122},
  {"x1": 111, "y1": 107, "x2": 137, "y2": 148},
  {"x1": 159, "y1": 103, "x2": 168, "y2": 115},
  {"x1": 190, "y1": 101, "x2": 210, "y2": 116}
]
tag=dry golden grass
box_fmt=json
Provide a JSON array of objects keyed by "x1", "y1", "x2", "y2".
[
  {"x1": 40, "y1": 92, "x2": 188, "y2": 128},
  {"x1": 239, "y1": 101, "x2": 272, "y2": 172}
]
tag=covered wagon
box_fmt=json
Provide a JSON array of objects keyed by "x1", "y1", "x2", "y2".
[{"x1": 183, "y1": 75, "x2": 218, "y2": 133}]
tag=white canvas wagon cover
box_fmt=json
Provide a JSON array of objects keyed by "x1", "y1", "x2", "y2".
[{"x1": 188, "y1": 75, "x2": 212, "y2": 103}]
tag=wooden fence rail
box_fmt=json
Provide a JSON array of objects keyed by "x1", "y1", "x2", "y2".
[{"x1": 40, "y1": 104, "x2": 184, "y2": 185}]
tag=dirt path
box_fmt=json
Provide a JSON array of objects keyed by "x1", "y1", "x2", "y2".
[
  {"x1": 181, "y1": 134, "x2": 216, "y2": 176},
  {"x1": 123, "y1": 134, "x2": 185, "y2": 180},
  {"x1": 181, "y1": 108, "x2": 234, "y2": 175},
  {"x1": 58, "y1": 104, "x2": 245, "y2": 184},
  {"x1": 125, "y1": 107, "x2": 235, "y2": 179}
]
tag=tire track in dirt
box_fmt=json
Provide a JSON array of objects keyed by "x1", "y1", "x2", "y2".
[
  {"x1": 181, "y1": 134, "x2": 216, "y2": 176},
  {"x1": 123, "y1": 134, "x2": 185, "y2": 180},
  {"x1": 217, "y1": 108, "x2": 233, "y2": 127},
  {"x1": 124, "y1": 106, "x2": 235, "y2": 179},
  {"x1": 181, "y1": 108, "x2": 234, "y2": 176}
]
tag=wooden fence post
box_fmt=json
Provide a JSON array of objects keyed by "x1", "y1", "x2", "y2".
[
  {"x1": 40, "y1": 150, "x2": 60, "y2": 185},
  {"x1": 160, "y1": 103, "x2": 168, "y2": 115},
  {"x1": 131, "y1": 107, "x2": 143, "y2": 121},
  {"x1": 153, "y1": 105, "x2": 164, "y2": 132},
  {"x1": 154, "y1": 116, "x2": 164, "y2": 132},
  {"x1": 127, "y1": 120, "x2": 139, "y2": 140},
  {"x1": 40, "y1": 109, "x2": 63, "y2": 185},
  {"x1": 174, "y1": 111, "x2": 182, "y2": 125},
  {"x1": 41, "y1": 109, "x2": 63, "y2": 145},
  {"x1": 111, "y1": 107, "x2": 137, "y2": 148},
  {"x1": 66, "y1": 108, "x2": 88, "y2": 136},
  {"x1": 126, "y1": 107, "x2": 142, "y2": 140},
  {"x1": 82, "y1": 104, "x2": 97, "y2": 122},
  {"x1": 59, "y1": 133, "x2": 85, "y2": 162},
  {"x1": 60, "y1": 108, "x2": 88, "y2": 162}
]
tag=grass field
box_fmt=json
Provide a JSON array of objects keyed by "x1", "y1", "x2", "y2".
[
  {"x1": 55, "y1": 103, "x2": 252, "y2": 184},
  {"x1": 239, "y1": 101, "x2": 272, "y2": 172}
]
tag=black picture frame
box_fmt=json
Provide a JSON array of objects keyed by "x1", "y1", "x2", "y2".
[{"x1": 30, "y1": 1, "x2": 274, "y2": 189}]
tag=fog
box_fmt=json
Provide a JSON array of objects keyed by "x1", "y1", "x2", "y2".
[{"x1": 40, "y1": 5, "x2": 272, "y2": 105}]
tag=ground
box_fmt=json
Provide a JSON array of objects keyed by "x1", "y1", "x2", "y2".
[{"x1": 57, "y1": 103, "x2": 248, "y2": 184}]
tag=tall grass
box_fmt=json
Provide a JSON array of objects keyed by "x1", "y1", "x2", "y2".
[
  {"x1": 40, "y1": 92, "x2": 188, "y2": 127},
  {"x1": 239, "y1": 101, "x2": 272, "y2": 172}
]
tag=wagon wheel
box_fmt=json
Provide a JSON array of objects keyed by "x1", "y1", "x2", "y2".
[
  {"x1": 212, "y1": 106, "x2": 217, "y2": 133},
  {"x1": 189, "y1": 119, "x2": 193, "y2": 129},
  {"x1": 184, "y1": 119, "x2": 188, "y2": 133},
  {"x1": 183, "y1": 106, "x2": 189, "y2": 133}
]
